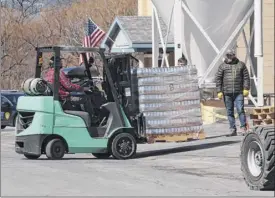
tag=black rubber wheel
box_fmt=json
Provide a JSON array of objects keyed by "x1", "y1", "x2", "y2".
[
  {"x1": 1, "y1": 125, "x2": 6, "y2": 129},
  {"x1": 240, "y1": 126, "x2": 274, "y2": 191},
  {"x1": 92, "y1": 153, "x2": 111, "y2": 159},
  {"x1": 45, "y1": 139, "x2": 66, "y2": 160},
  {"x1": 111, "y1": 133, "x2": 137, "y2": 160},
  {"x1": 24, "y1": 154, "x2": 41, "y2": 159}
]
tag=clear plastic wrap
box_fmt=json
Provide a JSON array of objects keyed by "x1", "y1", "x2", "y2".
[
  {"x1": 138, "y1": 74, "x2": 198, "y2": 86},
  {"x1": 145, "y1": 125, "x2": 203, "y2": 135},
  {"x1": 136, "y1": 65, "x2": 198, "y2": 78},
  {"x1": 138, "y1": 83, "x2": 199, "y2": 95},
  {"x1": 143, "y1": 108, "x2": 202, "y2": 119},
  {"x1": 145, "y1": 117, "x2": 202, "y2": 129},
  {"x1": 139, "y1": 100, "x2": 201, "y2": 112},
  {"x1": 139, "y1": 91, "x2": 200, "y2": 103},
  {"x1": 135, "y1": 66, "x2": 203, "y2": 137}
]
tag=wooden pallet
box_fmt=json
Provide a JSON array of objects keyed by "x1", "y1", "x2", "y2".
[
  {"x1": 250, "y1": 113, "x2": 272, "y2": 120},
  {"x1": 263, "y1": 119, "x2": 273, "y2": 125},
  {"x1": 253, "y1": 119, "x2": 263, "y2": 126},
  {"x1": 267, "y1": 112, "x2": 275, "y2": 119},
  {"x1": 250, "y1": 106, "x2": 274, "y2": 126},
  {"x1": 253, "y1": 108, "x2": 262, "y2": 114},
  {"x1": 147, "y1": 130, "x2": 205, "y2": 143},
  {"x1": 252, "y1": 106, "x2": 274, "y2": 114},
  {"x1": 252, "y1": 119, "x2": 275, "y2": 126},
  {"x1": 250, "y1": 114, "x2": 259, "y2": 120}
]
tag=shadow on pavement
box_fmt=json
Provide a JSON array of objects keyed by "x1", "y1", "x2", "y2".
[
  {"x1": 135, "y1": 140, "x2": 241, "y2": 159},
  {"x1": 205, "y1": 134, "x2": 229, "y2": 139},
  {"x1": 34, "y1": 157, "x2": 101, "y2": 161},
  {"x1": 29, "y1": 140, "x2": 240, "y2": 161}
]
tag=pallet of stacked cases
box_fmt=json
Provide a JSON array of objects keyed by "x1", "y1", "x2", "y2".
[
  {"x1": 249, "y1": 106, "x2": 275, "y2": 126},
  {"x1": 136, "y1": 66, "x2": 205, "y2": 143}
]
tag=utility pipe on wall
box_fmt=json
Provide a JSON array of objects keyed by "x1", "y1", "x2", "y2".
[
  {"x1": 173, "y1": 0, "x2": 183, "y2": 65},
  {"x1": 254, "y1": 0, "x2": 264, "y2": 106},
  {"x1": 152, "y1": 8, "x2": 159, "y2": 67},
  {"x1": 254, "y1": 0, "x2": 263, "y2": 57}
]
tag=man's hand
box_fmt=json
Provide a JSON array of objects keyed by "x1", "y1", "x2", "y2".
[
  {"x1": 217, "y1": 92, "x2": 223, "y2": 99},
  {"x1": 243, "y1": 89, "x2": 249, "y2": 97}
]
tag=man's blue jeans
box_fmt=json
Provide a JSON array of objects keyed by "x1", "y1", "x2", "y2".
[{"x1": 224, "y1": 93, "x2": 247, "y2": 130}]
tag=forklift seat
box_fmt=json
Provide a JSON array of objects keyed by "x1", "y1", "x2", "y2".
[{"x1": 64, "y1": 110, "x2": 91, "y2": 127}]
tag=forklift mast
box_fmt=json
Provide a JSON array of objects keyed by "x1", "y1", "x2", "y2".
[
  {"x1": 104, "y1": 54, "x2": 139, "y2": 115},
  {"x1": 103, "y1": 54, "x2": 145, "y2": 136}
]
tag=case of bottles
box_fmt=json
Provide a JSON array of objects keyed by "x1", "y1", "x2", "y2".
[{"x1": 136, "y1": 66, "x2": 203, "y2": 137}]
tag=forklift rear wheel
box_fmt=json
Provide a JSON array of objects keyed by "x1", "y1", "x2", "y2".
[
  {"x1": 24, "y1": 154, "x2": 41, "y2": 159},
  {"x1": 92, "y1": 153, "x2": 111, "y2": 159},
  {"x1": 240, "y1": 126, "x2": 274, "y2": 191},
  {"x1": 111, "y1": 133, "x2": 137, "y2": 160},
  {"x1": 45, "y1": 139, "x2": 66, "y2": 160}
]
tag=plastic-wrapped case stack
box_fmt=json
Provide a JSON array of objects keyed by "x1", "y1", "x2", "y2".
[{"x1": 136, "y1": 66, "x2": 203, "y2": 139}]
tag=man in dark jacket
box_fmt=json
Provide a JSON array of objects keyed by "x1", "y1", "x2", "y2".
[{"x1": 216, "y1": 49, "x2": 250, "y2": 136}]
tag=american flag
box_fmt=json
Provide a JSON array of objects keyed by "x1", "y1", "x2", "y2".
[{"x1": 79, "y1": 18, "x2": 106, "y2": 64}]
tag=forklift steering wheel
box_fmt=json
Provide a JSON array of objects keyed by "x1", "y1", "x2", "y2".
[{"x1": 80, "y1": 79, "x2": 91, "y2": 87}]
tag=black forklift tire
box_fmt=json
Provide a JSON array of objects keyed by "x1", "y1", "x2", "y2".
[
  {"x1": 240, "y1": 126, "x2": 274, "y2": 191},
  {"x1": 45, "y1": 139, "x2": 66, "y2": 160},
  {"x1": 111, "y1": 133, "x2": 137, "y2": 160},
  {"x1": 1, "y1": 126, "x2": 6, "y2": 129},
  {"x1": 92, "y1": 153, "x2": 111, "y2": 159},
  {"x1": 24, "y1": 154, "x2": 41, "y2": 159}
]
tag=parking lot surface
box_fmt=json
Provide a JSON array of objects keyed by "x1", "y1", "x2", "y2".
[{"x1": 1, "y1": 123, "x2": 273, "y2": 196}]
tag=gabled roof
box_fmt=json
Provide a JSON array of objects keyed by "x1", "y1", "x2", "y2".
[
  {"x1": 117, "y1": 16, "x2": 174, "y2": 44},
  {"x1": 101, "y1": 16, "x2": 174, "y2": 51}
]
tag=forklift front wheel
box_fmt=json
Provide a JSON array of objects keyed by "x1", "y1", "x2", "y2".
[
  {"x1": 45, "y1": 139, "x2": 66, "y2": 160},
  {"x1": 111, "y1": 133, "x2": 137, "y2": 160}
]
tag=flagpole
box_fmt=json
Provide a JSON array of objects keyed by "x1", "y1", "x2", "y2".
[
  {"x1": 87, "y1": 17, "x2": 120, "y2": 54},
  {"x1": 85, "y1": 17, "x2": 126, "y2": 55},
  {"x1": 87, "y1": 17, "x2": 115, "y2": 43}
]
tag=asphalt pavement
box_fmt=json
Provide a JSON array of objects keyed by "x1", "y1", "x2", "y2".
[{"x1": 1, "y1": 122, "x2": 274, "y2": 196}]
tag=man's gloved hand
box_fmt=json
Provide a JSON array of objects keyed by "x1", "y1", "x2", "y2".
[
  {"x1": 217, "y1": 92, "x2": 223, "y2": 99},
  {"x1": 243, "y1": 89, "x2": 249, "y2": 97}
]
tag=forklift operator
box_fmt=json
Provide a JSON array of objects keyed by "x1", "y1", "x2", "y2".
[
  {"x1": 44, "y1": 56, "x2": 89, "y2": 99},
  {"x1": 44, "y1": 56, "x2": 95, "y2": 119}
]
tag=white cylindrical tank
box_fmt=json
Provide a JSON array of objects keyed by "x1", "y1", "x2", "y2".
[
  {"x1": 151, "y1": 0, "x2": 254, "y2": 84},
  {"x1": 21, "y1": 78, "x2": 48, "y2": 96}
]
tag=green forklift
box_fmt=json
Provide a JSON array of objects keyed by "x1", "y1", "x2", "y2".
[{"x1": 15, "y1": 46, "x2": 138, "y2": 160}]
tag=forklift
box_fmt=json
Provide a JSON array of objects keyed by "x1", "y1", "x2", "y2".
[{"x1": 15, "y1": 46, "x2": 138, "y2": 160}]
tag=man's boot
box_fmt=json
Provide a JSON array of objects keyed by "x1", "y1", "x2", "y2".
[{"x1": 226, "y1": 128, "x2": 237, "y2": 137}]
